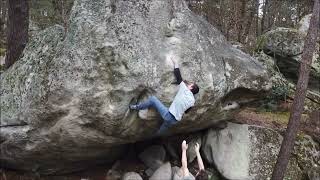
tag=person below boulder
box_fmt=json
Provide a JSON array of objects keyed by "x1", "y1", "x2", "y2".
[
  {"x1": 173, "y1": 140, "x2": 209, "y2": 180},
  {"x1": 129, "y1": 57, "x2": 199, "y2": 135}
]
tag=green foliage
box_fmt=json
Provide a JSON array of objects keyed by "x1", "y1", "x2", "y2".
[
  {"x1": 0, "y1": 64, "x2": 4, "y2": 73},
  {"x1": 0, "y1": 48, "x2": 6, "y2": 56},
  {"x1": 255, "y1": 35, "x2": 267, "y2": 52},
  {"x1": 270, "y1": 83, "x2": 290, "y2": 101},
  {"x1": 258, "y1": 83, "x2": 290, "y2": 112}
]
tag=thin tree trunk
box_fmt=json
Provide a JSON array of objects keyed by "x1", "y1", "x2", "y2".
[
  {"x1": 1, "y1": 0, "x2": 7, "y2": 24},
  {"x1": 0, "y1": 0, "x2": 7, "y2": 40},
  {"x1": 255, "y1": 0, "x2": 260, "y2": 36},
  {"x1": 219, "y1": 0, "x2": 225, "y2": 36},
  {"x1": 295, "y1": 0, "x2": 300, "y2": 25},
  {"x1": 5, "y1": 0, "x2": 29, "y2": 69},
  {"x1": 271, "y1": 0, "x2": 320, "y2": 179},
  {"x1": 261, "y1": 0, "x2": 269, "y2": 34},
  {"x1": 237, "y1": 0, "x2": 247, "y2": 43},
  {"x1": 266, "y1": 1, "x2": 280, "y2": 31},
  {"x1": 243, "y1": 0, "x2": 258, "y2": 43}
]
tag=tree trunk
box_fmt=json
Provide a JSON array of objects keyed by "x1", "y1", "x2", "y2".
[
  {"x1": 237, "y1": 0, "x2": 247, "y2": 43},
  {"x1": 271, "y1": 0, "x2": 320, "y2": 180},
  {"x1": 266, "y1": 0, "x2": 280, "y2": 31},
  {"x1": 219, "y1": 0, "x2": 225, "y2": 36},
  {"x1": 5, "y1": 0, "x2": 29, "y2": 69},
  {"x1": 0, "y1": 0, "x2": 7, "y2": 42},
  {"x1": 243, "y1": 0, "x2": 258, "y2": 43},
  {"x1": 255, "y1": 0, "x2": 260, "y2": 36},
  {"x1": 1, "y1": 0, "x2": 7, "y2": 25},
  {"x1": 261, "y1": 0, "x2": 269, "y2": 34}
]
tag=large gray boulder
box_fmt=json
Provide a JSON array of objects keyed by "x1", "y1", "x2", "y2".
[
  {"x1": 0, "y1": 0, "x2": 270, "y2": 174},
  {"x1": 294, "y1": 135, "x2": 320, "y2": 177},
  {"x1": 202, "y1": 123, "x2": 319, "y2": 180},
  {"x1": 262, "y1": 27, "x2": 320, "y2": 92},
  {"x1": 202, "y1": 123, "x2": 250, "y2": 180}
]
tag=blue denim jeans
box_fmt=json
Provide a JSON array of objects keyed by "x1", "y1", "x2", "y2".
[{"x1": 136, "y1": 96, "x2": 177, "y2": 135}]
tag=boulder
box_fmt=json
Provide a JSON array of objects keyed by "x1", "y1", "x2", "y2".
[
  {"x1": 257, "y1": 25, "x2": 320, "y2": 109},
  {"x1": 248, "y1": 125, "x2": 303, "y2": 180},
  {"x1": 262, "y1": 27, "x2": 320, "y2": 92},
  {"x1": 293, "y1": 135, "x2": 320, "y2": 174},
  {"x1": 186, "y1": 134, "x2": 202, "y2": 163},
  {"x1": 106, "y1": 169, "x2": 122, "y2": 180},
  {"x1": 138, "y1": 145, "x2": 166, "y2": 171},
  {"x1": 149, "y1": 162, "x2": 172, "y2": 180},
  {"x1": 202, "y1": 123, "x2": 305, "y2": 180},
  {"x1": 202, "y1": 123, "x2": 250, "y2": 180},
  {"x1": 296, "y1": 14, "x2": 312, "y2": 35},
  {"x1": 307, "y1": 167, "x2": 320, "y2": 180},
  {"x1": 0, "y1": 0, "x2": 270, "y2": 174},
  {"x1": 122, "y1": 172, "x2": 143, "y2": 180},
  {"x1": 254, "y1": 51, "x2": 320, "y2": 111}
]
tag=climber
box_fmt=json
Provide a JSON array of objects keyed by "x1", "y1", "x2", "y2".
[
  {"x1": 173, "y1": 140, "x2": 209, "y2": 180},
  {"x1": 129, "y1": 57, "x2": 199, "y2": 135}
]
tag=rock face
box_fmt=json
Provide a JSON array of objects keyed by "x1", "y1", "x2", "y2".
[
  {"x1": 201, "y1": 123, "x2": 320, "y2": 180},
  {"x1": 0, "y1": 0, "x2": 270, "y2": 174}
]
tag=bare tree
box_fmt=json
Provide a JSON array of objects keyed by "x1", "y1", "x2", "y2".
[
  {"x1": 261, "y1": 0, "x2": 270, "y2": 34},
  {"x1": 243, "y1": 0, "x2": 259, "y2": 42},
  {"x1": 5, "y1": 0, "x2": 29, "y2": 69},
  {"x1": 0, "y1": 0, "x2": 7, "y2": 29},
  {"x1": 0, "y1": 0, "x2": 7, "y2": 48},
  {"x1": 271, "y1": 0, "x2": 320, "y2": 179},
  {"x1": 237, "y1": 0, "x2": 247, "y2": 42}
]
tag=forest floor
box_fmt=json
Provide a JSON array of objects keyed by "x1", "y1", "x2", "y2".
[{"x1": 1, "y1": 102, "x2": 319, "y2": 180}]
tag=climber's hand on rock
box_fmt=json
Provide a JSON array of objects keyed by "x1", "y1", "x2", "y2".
[
  {"x1": 194, "y1": 143, "x2": 200, "y2": 152},
  {"x1": 170, "y1": 57, "x2": 178, "y2": 68}
]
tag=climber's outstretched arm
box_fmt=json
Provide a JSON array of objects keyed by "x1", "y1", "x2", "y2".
[
  {"x1": 171, "y1": 57, "x2": 183, "y2": 84},
  {"x1": 195, "y1": 143, "x2": 205, "y2": 171},
  {"x1": 181, "y1": 140, "x2": 190, "y2": 176}
]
